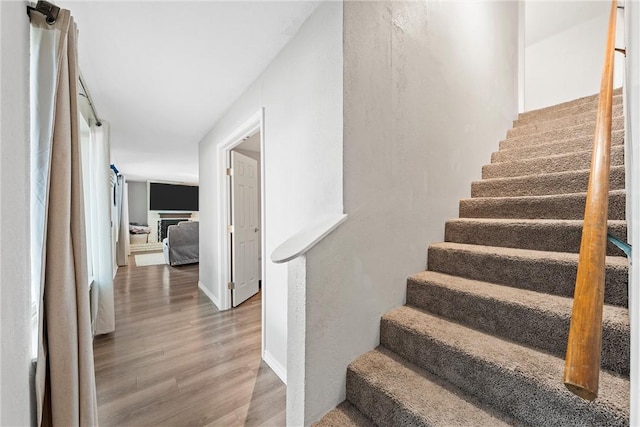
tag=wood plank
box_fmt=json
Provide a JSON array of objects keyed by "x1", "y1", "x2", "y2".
[{"x1": 94, "y1": 256, "x2": 285, "y2": 426}]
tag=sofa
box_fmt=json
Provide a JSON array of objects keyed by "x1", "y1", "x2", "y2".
[{"x1": 163, "y1": 221, "x2": 199, "y2": 266}]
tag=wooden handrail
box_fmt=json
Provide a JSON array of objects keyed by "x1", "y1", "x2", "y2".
[{"x1": 564, "y1": 0, "x2": 618, "y2": 401}]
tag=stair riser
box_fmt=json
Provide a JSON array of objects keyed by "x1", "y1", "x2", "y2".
[
  {"x1": 346, "y1": 370, "x2": 429, "y2": 427},
  {"x1": 499, "y1": 130, "x2": 624, "y2": 152},
  {"x1": 510, "y1": 106, "x2": 623, "y2": 137},
  {"x1": 516, "y1": 93, "x2": 623, "y2": 126},
  {"x1": 380, "y1": 319, "x2": 627, "y2": 427},
  {"x1": 500, "y1": 126, "x2": 624, "y2": 152},
  {"x1": 494, "y1": 130, "x2": 624, "y2": 162},
  {"x1": 427, "y1": 246, "x2": 628, "y2": 306},
  {"x1": 406, "y1": 280, "x2": 629, "y2": 376},
  {"x1": 444, "y1": 220, "x2": 627, "y2": 256},
  {"x1": 472, "y1": 167, "x2": 626, "y2": 198},
  {"x1": 501, "y1": 115, "x2": 624, "y2": 156},
  {"x1": 483, "y1": 146, "x2": 624, "y2": 179},
  {"x1": 460, "y1": 191, "x2": 626, "y2": 221}
]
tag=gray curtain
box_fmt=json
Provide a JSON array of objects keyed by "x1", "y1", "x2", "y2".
[{"x1": 30, "y1": 9, "x2": 99, "y2": 426}]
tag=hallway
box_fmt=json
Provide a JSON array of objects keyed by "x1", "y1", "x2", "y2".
[{"x1": 93, "y1": 258, "x2": 285, "y2": 426}]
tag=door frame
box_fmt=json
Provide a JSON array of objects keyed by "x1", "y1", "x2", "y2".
[{"x1": 215, "y1": 109, "x2": 266, "y2": 353}]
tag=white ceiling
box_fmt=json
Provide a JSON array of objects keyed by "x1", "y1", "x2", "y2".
[
  {"x1": 59, "y1": 1, "x2": 320, "y2": 184},
  {"x1": 526, "y1": 1, "x2": 610, "y2": 46}
]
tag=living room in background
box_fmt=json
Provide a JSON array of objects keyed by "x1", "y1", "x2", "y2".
[{"x1": 146, "y1": 181, "x2": 199, "y2": 245}]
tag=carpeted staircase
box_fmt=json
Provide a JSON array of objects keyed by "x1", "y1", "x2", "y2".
[{"x1": 316, "y1": 89, "x2": 629, "y2": 427}]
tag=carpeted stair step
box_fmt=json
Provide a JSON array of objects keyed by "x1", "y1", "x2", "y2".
[
  {"x1": 494, "y1": 130, "x2": 624, "y2": 161},
  {"x1": 471, "y1": 166, "x2": 625, "y2": 198},
  {"x1": 459, "y1": 189, "x2": 626, "y2": 220},
  {"x1": 313, "y1": 401, "x2": 375, "y2": 427},
  {"x1": 405, "y1": 271, "x2": 629, "y2": 376},
  {"x1": 444, "y1": 218, "x2": 627, "y2": 255},
  {"x1": 346, "y1": 348, "x2": 520, "y2": 427},
  {"x1": 380, "y1": 306, "x2": 629, "y2": 427},
  {"x1": 515, "y1": 89, "x2": 622, "y2": 126},
  {"x1": 482, "y1": 145, "x2": 624, "y2": 179},
  {"x1": 499, "y1": 128, "x2": 624, "y2": 153},
  {"x1": 500, "y1": 115, "x2": 624, "y2": 153},
  {"x1": 427, "y1": 242, "x2": 628, "y2": 306},
  {"x1": 509, "y1": 104, "x2": 623, "y2": 137}
]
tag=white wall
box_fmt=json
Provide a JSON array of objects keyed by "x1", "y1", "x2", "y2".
[
  {"x1": 0, "y1": 1, "x2": 35, "y2": 425},
  {"x1": 294, "y1": 1, "x2": 519, "y2": 423},
  {"x1": 198, "y1": 2, "x2": 343, "y2": 383},
  {"x1": 625, "y1": 1, "x2": 640, "y2": 424},
  {"x1": 127, "y1": 181, "x2": 148, "y2": 225},
  {"x1": 524, "y1": 1, "x2": 624, "y2": 111}
]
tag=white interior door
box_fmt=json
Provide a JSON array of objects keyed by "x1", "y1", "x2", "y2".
[{"x1": 231, "y1": 151, "x2": 260, "y2": 307}]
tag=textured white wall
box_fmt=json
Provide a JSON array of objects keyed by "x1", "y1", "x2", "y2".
[
  {"x1": 0, "y1": 1, "x2": 34, "y2": 425},
  {"x1": 625, "y1": 1, "x2": 640, "y2": 424},
  {"x1": 524, "y1": 1, "x2": 624, "y2": 111},
  {"x1": 198, "y1": 2, "x2": 343, "y2": 382},
  {"x1": 299, "y1": 1, "x2": 519, "y2": 423}
]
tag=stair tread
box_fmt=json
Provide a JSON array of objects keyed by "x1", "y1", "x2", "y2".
[
  {"x1": 460, "y1": 189, "x2": 626, "y2": 221},
  {"x1": 471, "y1": 166, "x2": 626, "y2": 198},
  {"x1": 313, "y1": 402, "x2": 375, "y2": 427},
  {"x1": 499, "y1": 128, "x2": 624, "y2": 151},
  {"x1": 504, "y1": 116, "x2": 624, "y2": 146},
  {"x1": 446, "y1": 218, "x2": 627, "y2": 227},
  {"x1": 509, "y1": 113, "x2": 624, "y2": 139},
  {"x1": 348, "y1": 348, "x2": 519, "y2": 426},
  {"x1": 428, "y1": 242, "x2": 628, "y2": 307},
  {"x1": 475, "y1": 166, "x2": 625, "y2": 185},
  {"x1": 462, "y1": 188, "x2": 626, "y2": 203},
  {"x1": 406, "y1": 271, "x2": 629, "y2": 376},
  {"x1": 408, "y1": 270, "x2": 628, "y2": 330},
  {"x1": 511, "y1": 107, "x2": 622, "y2": 133},
  {"x1": 445, "y1": 218, "x2": 627, "y2": 260},
  {"x1": 429, "y1": 241, "x2": 628, "y2": 267},
  {"x1": 517, "y1": 90, "x2": 622, "y2": 120},
  {"x1": 482, "y1": 145, "x2": 624, "y2": 179},
  {"x1": 489, "y1": 144, "x2": 624, "y2": 166},
  {"x1": 382, "y1": 306, "x2": 629, "y2": 420}
]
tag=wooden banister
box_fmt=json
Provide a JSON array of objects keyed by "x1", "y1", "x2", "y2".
[{"x1": 564, "y1": 0, "x2": 619, "y2": 401}]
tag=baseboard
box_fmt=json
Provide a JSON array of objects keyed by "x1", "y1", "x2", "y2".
[
  {"x1": 198, "y1": 281, "x2": 221, "y2": 310},
  {"x1": 263, "y1": 350, "x2": 287, "y2": 385}
]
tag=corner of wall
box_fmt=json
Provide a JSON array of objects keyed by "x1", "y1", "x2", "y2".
[
  {"x1": 624, "y1": 1, "x2": 640, "y2": 424},
  {"x1": 0, "y1": 2, "x2": 35, "y2": 425},
  {"x1": 198, "y1": 280, "x2": 221, "y2": 310}
]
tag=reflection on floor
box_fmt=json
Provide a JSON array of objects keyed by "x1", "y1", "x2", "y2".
[{"x1": 93, "y1": 260, "x2": 285, "y2": 426}]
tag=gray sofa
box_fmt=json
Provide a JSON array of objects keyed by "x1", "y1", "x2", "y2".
[{"x1": 163, "y1": 221, "x2": 199, "y2": 266}]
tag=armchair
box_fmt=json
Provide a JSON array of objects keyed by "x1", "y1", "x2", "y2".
[{"x1": 162, "y1": 221, "x2": 199, "y2": 266}]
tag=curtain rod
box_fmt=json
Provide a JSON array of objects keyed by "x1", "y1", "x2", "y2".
[
  {"x1": 28, "y1": 1, "x2": 103, "y2": 127},
  {"x1": 26, "y1": 1, "x2": 59, "y2": 24},
  {"x1": 79, "y1": 73, "x2": 103, "y2": 127}
]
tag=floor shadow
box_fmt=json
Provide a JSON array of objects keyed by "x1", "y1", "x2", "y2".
[{"x1": 242, "y1": 361, "x2": 286, "y2": 426}]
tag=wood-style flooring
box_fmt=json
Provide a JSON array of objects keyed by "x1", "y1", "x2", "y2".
[{"x1": 93, "y1": 255, "x2": 285, "y2": 426}]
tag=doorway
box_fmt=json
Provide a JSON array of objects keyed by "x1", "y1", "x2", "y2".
[
  {"x1": 214, "y1": 109, "x2": 267, "y2": 357},
  {"x1": 229, "y1": 133, "x2": 262, "y2": 307}
]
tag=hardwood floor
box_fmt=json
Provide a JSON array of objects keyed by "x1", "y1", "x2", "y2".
[{"x1": 94, "y1": 257, "x2": 285, "y2": 426}]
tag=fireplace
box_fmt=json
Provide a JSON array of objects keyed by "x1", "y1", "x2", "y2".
[
  {"x1": 158, "y1": 219, "x2": 184, "y2": 241},
  {"x1": 157, "y1": 213, "x2": 191, "y2": 241}
]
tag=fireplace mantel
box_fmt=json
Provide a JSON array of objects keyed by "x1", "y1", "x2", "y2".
[{"x1": 158, "y1": 212, "x2": 193, "y2": 219}]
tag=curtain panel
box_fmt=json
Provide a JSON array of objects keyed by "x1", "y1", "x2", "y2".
[
  {"x1": 90, "y1": 123, "x2": 116, "y2": 335},
  {"x1": 30, "y1": 9, "x2": 99, "y2": 426}
]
